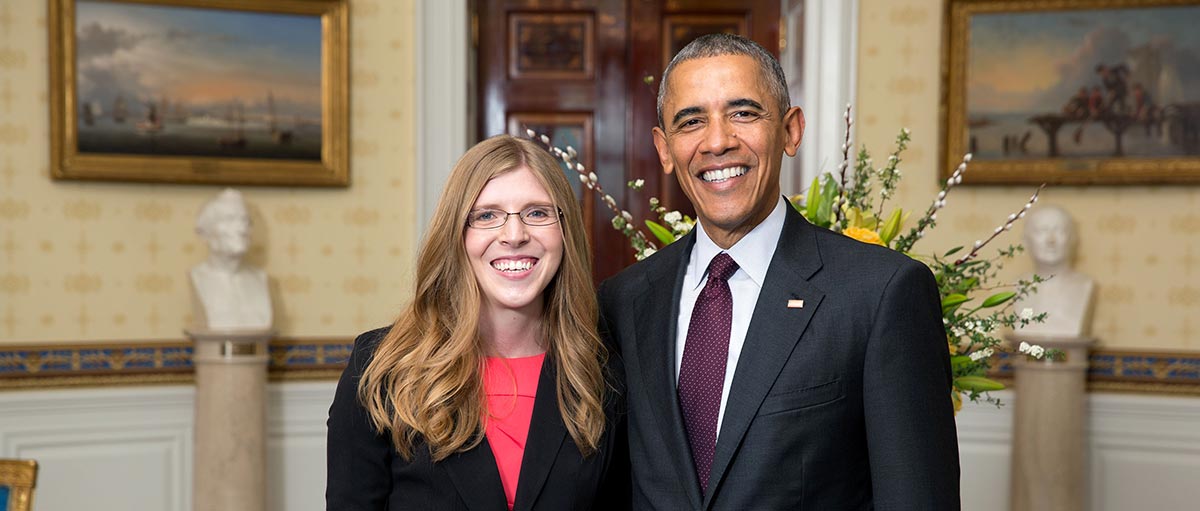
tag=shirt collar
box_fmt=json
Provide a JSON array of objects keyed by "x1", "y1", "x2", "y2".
[{"x1": 689, "y1": 196, "x2": 788, "y2": 288}]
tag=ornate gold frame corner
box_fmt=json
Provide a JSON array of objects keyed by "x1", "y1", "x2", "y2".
[{"x1": 0, "y1": 459, "x2": 38, "y2": 511}]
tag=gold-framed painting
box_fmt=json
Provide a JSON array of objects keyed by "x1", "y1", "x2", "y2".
[
  {"x1": 49, "y1": 0, "x2": 349, "y2": 186},
  {"x1": 942, "y1": 0, "x2": 1200, "y2": 185}
]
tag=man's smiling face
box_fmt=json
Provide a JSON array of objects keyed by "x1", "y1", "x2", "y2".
[{"x1": 652, "y1": 54, "x2": 804, "y2": 249}]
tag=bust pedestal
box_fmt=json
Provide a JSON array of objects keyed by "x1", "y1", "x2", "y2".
[
  {"x1": 1008, "y1": 332, "x2": 1094, "y2": 511},
  {"x1": 186, "y1": 328, "x2": 274, "y2": 511}
]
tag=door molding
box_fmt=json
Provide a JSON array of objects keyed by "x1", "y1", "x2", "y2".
[
  {"x1": 782, "y1": 0, "x2": 859, "y2": 192},
  {"x1": 416, "y1": 0, "x2": 471, "y2": 238}
]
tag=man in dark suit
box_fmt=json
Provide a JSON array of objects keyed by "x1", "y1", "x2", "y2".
[{"x1": 598, "y1": 34, "x2": 960, "y2": 510}]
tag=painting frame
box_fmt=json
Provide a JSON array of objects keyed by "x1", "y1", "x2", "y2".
[
  {"x1": 941, "y1": 0, "x2": 1200, "y2": 185},
  {"x1": 49, "y1": 0, "x2": 349, "y2": 186}
]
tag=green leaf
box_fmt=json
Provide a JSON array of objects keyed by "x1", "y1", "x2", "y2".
[
  {"x1": 955, "y1": 376, "x2": 1005, "y2": 393},
  {"x1": 815, "y1": 175, "x2": 839, "y2": 227},
  {"x1": 950, "y1": 355, "x2": 973, "y2": 373},
  {"x1": 645, "y1": 220, "x2": 676, "y2": 246},
  {"x1": 941, "y1": 294, "x2": 970, "y2": 313},
  {"x1": 805, "y1": 176, "x2": 822, "y2": 221},
  {"x1": 981, "y1": 291, "x2": 1017, "y2": 308},
  {"x1": 943, "y1": 246, "x2": 964, "y2": 257},
  {"x1": 880, "y1": 209, "x2": 904, "y2": 245}
]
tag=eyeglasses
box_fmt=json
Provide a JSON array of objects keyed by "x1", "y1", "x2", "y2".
[{"x1": 466, "y1": 205, "x2": 562, "y2": 229}]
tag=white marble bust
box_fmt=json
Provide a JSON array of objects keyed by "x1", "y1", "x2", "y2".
[
  {"x1": 189, "y1": 189, "x2": 272, "y2": 331},
  {"x1": 1014, "y1": 205, "x2": 1095, "y2": 339}
]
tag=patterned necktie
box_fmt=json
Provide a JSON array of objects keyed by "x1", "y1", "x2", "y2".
[{"x1": 678, "y1": 252, "x2": 739, "y2": 493}]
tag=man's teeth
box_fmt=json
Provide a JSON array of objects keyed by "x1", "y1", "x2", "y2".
[
  {"x1": 701, "y1": 166, "x2": 748, "y2": 183},
  {"x1": 492, "y1": 260, "x2": 534, "y2": 272}
]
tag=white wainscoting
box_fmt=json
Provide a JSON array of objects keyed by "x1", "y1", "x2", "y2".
[
  {"x1": 4, "y1": 384, "x2": 1198, "y2": 510},
  {"x1": 956, "y1": 390, "x2": 1200, "y2": 510},
  {"x1": 0, "y1": 381, "x2": 337, "y2": 511},
  {"x1": 956, "y1": 391, "x2": 1015, "y2": 511}
]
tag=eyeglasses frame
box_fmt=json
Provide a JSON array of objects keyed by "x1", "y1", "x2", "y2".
[{"x1": 465, "y1": 205, "x2": 564, "y2": 230}]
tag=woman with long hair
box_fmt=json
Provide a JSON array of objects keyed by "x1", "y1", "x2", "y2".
[{"x1": 326, "y1": 135, "x2": 625, "y2": 510}]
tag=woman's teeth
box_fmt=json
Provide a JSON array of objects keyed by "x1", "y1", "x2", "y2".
[
  {"x1": 492, "y1": 259, "x2": 534, "y2": 272},
  {"x1": 701, "y1": 166, "x2": 748, "y2": 183}
]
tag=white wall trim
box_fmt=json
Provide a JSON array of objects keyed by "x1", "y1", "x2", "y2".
[
  {"x1": 1, "y1": 385, "x2": 1198, "y2": 511},
  {"x1": 0, "y1": 386, "x2": 195, "y2": 511},
  {"x1": 954, "y1": 391, "x2": 1200, "y2": 511},
  {"x1": 415, "y1": 0, "x2": 471, "y2": 239},
  {"x1": 784, "y1": 0, "x2": 859, "y2": 193},
  {"x1": 0, "y1": 382, "x2": 337, "y2": 511}
]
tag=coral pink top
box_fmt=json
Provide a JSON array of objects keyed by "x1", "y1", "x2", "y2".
[{"x1": 483, "y1": 352, "x2": 546, "y2": 510}]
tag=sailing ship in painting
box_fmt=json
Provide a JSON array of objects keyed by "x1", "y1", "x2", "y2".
[
  {"x1": 73, "y1": 0, "x2": 323, "y2": 160},
  {"x1": 216, "y1": 100, "x2": 247, "y2": 149},
  {"x1": 267, "y1": 91, "x2": 295, "y2": 146},
  {"x1": 135, "y1": 100, "x2": 164, "y2": 135},
  {"x1": 77, "y1": 90, "x2": 321, "y2": 159}
]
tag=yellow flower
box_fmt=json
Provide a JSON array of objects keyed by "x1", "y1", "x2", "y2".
[
  {"x1": 952, "y1": 391, "x2": 962, "y2": 415},
  {"x1": 843, "y1": 226, "x2": 884, "y2": 246},
  {"x1": 947, "y1": 338, "x2": 958, "y2": 355}
]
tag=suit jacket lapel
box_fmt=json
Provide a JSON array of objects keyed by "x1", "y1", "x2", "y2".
[
  {"x1": 512, "y1": 356, "x2": 567, "y2": 511},
  {"x1": 441, "y1": 435, "x2": 509, "y2": 511},
  {"x1": 633, "y1": 231, "x2": 705, "y2": 509},
  {"x1": 703, "y1": 208, "x2": 826, "y2": 509}
]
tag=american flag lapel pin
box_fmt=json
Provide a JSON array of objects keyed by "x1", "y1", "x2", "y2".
[{"x1": 787, "y1": 299, "x2": 805, "y2": 309}]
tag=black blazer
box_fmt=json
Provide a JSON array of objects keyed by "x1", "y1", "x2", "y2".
[
  {"x1": 598, "y1": 204, "x2": 960, "y2": 510},
  {"x1": 326, "y1": 327, "x2": 627, "y2": 511}
]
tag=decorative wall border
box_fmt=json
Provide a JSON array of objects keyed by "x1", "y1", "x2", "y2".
[
  {"x1": 1087, "y1": 350, "x2": 1200, "y2": 395},
  {"x1": 0, "y1": 338, "x2": 353, "y2": 390},
  {"x1": 2, "y1": 341, "x2": 1198, "y2": 393},
  {"x1": 991, "y1": 349, "x2": 1200, "y2": 396}
]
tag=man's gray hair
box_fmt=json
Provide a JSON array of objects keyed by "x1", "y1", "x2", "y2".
[{"x1": 656, "y1": 33, "x2": 790, "y2": 127}]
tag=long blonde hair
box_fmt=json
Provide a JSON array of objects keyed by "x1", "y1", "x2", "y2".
[{"x1": 358, "y1": 135, "x2": 607, "y2": 461}]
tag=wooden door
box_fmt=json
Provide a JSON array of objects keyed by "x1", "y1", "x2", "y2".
[{"x1": 476, "y1": 0, "x2": 779, "y2": 282}]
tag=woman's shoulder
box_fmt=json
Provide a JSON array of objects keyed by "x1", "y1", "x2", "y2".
[
  {"x1": 354, "y1": 326, "x2": 391, "y2": 347},
  {"x1": 345, "y1": 326, "x2": 393, "y2": 369}
]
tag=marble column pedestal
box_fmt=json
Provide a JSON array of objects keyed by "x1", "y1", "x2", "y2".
[
  {"x1": 186, "y1": 328, "x2": 273, "y2": 511},
  {"x1": 1007, "y1": 332, "x2": 1094, "y2": 511}
]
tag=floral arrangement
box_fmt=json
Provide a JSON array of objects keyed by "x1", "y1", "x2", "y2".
[{"x1": 527, "y1": 107, "x2": 1051, "y2": 411}]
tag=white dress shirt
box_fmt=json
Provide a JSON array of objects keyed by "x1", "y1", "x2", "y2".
[{"x1": 675, "y1": 196, "x2": 788, "y2": 434}]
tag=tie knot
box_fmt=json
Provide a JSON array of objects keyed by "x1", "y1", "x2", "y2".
[{"x1": 706, "y1": 252, "x2": 739, "y2": 283}]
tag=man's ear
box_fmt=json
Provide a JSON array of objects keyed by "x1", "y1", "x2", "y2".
[
  {"x1": 783, "y1": 106, "x2": 805, "y2": 157},
  {"x1": 652, "y1": 126, "x2": 675, "y2": 175}
]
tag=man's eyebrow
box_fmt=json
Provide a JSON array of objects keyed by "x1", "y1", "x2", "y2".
[
  {"x1": 728, "y1": 98, "x2": 765, "y2": 110},
  {"x1": 670, "y1": 106, "x2": 704, "y2": 126}
]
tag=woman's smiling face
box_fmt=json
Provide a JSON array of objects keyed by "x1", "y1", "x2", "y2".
[{"x1": 464, "y1": 166, "x2": 564, "y2": 318}]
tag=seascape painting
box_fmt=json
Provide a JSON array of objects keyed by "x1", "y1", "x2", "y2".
[
  {"x1": 74, "y1": 0, "x2": 323, "y2": 160},
  {"x1": 966, "y1": 6, "x2": 1200, "y2": 163}
]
